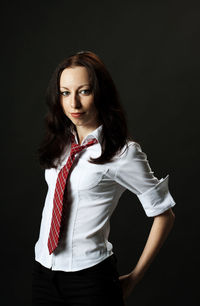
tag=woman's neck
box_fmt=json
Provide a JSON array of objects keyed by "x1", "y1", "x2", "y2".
[{"x1": 75, "y1": 122, "x2": 101, "y2": 145}]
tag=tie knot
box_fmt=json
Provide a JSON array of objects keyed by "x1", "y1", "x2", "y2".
[{"x1": 70, "y1": 136, "x2": 98, "y2": 156}]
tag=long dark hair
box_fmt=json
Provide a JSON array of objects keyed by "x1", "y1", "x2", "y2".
[{"x1": 37, "y1": 50, "x2": 133, "y2": 169}]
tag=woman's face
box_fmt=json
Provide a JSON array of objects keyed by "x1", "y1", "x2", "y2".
[{"x1": 59, "y1": 66, "x2": 100, "y2": 129}]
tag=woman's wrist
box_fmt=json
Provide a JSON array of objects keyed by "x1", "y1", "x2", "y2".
[{"x1": 129, "y1": 267, "x2": 145, "y2": 283}]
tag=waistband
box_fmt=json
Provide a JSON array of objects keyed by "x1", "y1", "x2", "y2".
[{"x1": 33, "y1": 253, "x2": 118, "y2": 276}]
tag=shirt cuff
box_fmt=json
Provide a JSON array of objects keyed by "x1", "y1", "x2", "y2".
[{"x1": 137, "y1": 174, "x2": 176, "y2": 217}]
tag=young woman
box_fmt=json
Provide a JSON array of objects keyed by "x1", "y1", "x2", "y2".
[{"x1": 32, "y1": 50, "x2": 176, "y2": 306}]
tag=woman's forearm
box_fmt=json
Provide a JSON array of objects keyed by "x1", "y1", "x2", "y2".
[{"x1": 130, "y1": 208, "x2": 175, "y2": 282}]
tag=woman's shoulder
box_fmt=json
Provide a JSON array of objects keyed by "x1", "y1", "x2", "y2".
[{"x1": 116, "y1": 139, "x2": 142, "y2": 158}]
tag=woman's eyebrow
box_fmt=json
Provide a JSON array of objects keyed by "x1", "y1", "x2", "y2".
[{"x1": 60, "y1": 84, "x2": 90, "y2": 89}]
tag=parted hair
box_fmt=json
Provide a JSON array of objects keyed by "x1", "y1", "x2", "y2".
[{"x1": 37, "y1": 50, "x2": 133, "y2": 169}]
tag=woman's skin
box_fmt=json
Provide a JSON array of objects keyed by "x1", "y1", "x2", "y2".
[
  {"x1": 60, "y1": 66, "x2": 101, "y2": 145},
  {"x1": 119, "y1": 208, "x2": 175, "y2": 300},
  {"x1": 59, "y1": 65, "x2": 176, "y2": 301}
]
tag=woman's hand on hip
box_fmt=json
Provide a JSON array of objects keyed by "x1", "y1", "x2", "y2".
[{"x1": 118, "y1": 272, "x2": 140, "y2": 300}]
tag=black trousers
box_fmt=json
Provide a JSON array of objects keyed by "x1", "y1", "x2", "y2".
[{"x1": 32, "y1": 254, "x2": 125, "y2": 306}]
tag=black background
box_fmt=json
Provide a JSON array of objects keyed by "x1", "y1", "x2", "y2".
[{"x1": 1, "y1": 1, "x2": 199, "y2": 305}]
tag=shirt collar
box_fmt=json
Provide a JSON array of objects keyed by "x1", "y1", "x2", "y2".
[{"x1": 70, "y1": 124, "x2": 103, "y2": 146}]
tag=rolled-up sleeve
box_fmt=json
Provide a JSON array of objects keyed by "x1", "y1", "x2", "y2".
[{"x1": 114, "y1": 142, "x2": 176, "y2": 217}]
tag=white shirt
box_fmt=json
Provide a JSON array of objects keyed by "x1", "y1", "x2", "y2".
[{"x1": 34, "y1": 124, "x2": 176, "y2": 272}]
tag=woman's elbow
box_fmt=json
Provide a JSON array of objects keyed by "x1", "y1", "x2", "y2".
[
  {"x1": 155, "y1": 208, "x2": 175, "y2": 224},
  {"x1": 164, "y1": 208, "x2": 176, "y2": 228}
]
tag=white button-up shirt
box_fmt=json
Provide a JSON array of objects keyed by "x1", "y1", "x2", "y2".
[{"x1": 34, "y1": 124, "x2": 176, "y2": 271}]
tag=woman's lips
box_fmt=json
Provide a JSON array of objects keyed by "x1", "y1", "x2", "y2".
[{"x1": 70, "y1": 112, "x2": 85, "y2": 118}]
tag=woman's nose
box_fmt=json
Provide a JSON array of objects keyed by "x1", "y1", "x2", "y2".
[{"x1": 70, "y1": 93, "x2": 81, "y2": 108}]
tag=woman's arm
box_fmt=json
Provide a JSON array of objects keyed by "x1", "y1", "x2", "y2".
[{"x1": 119, "y1": 208, "x2": 175, "y2": 300}]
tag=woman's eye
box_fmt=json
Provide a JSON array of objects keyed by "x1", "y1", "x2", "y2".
[
  {"x1": 80, "y1": 89, "x2": 91, "y2": 95},
  {"x1": 60, "y1": 91, "x2": 69, "y2": 96}
]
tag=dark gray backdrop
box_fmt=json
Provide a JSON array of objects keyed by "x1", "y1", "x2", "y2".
[{"x1": 1, "y1": 1, "x2": 199, "y2": 305}]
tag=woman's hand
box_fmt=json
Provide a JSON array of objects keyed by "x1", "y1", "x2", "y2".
[
  {"x1": 118, "y1": 272, "x2": 140, "y2": 300},
  {"x1": 118, "y1": 209, "x2": 175, "y2": 301}
]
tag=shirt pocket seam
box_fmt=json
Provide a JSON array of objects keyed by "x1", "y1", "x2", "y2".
[{"x1": 78, "y1": 168, "x2": 109, "y2": 190}]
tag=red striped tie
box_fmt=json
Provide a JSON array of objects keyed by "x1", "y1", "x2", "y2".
[{"x1": 47, "y1": 134, "x2": 98, "y2": 255}]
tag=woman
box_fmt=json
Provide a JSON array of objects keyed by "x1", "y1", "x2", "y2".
[{"x1": 32, "y1": 50, "x2": 176, "y2": 306}]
